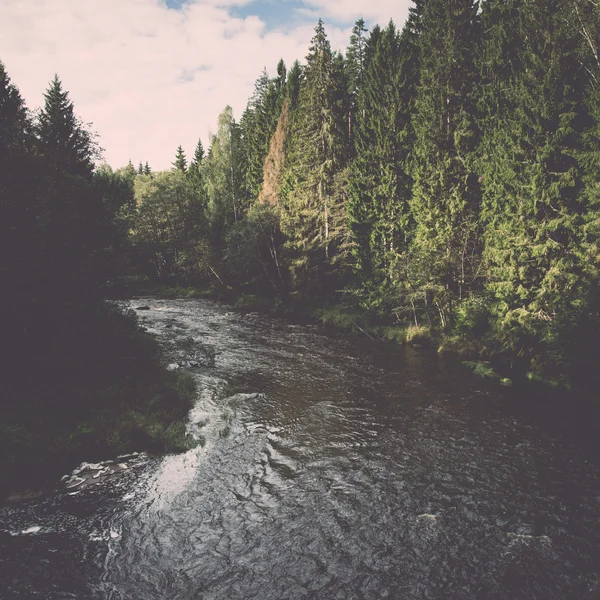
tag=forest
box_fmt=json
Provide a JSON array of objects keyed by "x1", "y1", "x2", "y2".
[
  {"x1": 3, "y1": 0, "x2": 600, "y2": 485},
  {"x1": 117, "y1": 0, "x2": 600, "y2": 388}
]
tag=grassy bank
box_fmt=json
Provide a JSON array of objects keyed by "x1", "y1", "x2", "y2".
[{"x1": 0, "y1": 302, "x2": 197, "y2": 497}]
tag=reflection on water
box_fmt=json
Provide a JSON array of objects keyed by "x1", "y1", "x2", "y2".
[{"x1": 1, "y1": 298, "x2": 600, "y2": 599}]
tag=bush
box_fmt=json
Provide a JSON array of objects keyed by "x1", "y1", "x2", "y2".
[{"x1": 405, "y1": 325, "x2": 432, "y2": 346}]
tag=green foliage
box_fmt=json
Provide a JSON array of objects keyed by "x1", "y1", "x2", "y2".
[
  {"x1": 281, "y1": 20, "x2": 351, "y2": 297},
  {"x1": 478, "y1": 0, "x2": 593, "y2": 379},
  {"x1": 172, "y1": 145, "x2": 187, "y2": 173},
  {"x1": 405, "y1": 325, "x2": 432, "y2": 345},
  {"x1": 36, "y1": 75, "x2": 100, "y2": 178},
  {"x1": 347, "y1": 21, "x2": 416, "y2": 309},
  {"x1": 463, "y1": 360, "x2": 500, "y2": 379},
  {"x1": 132, "y1": 170, "x2": 210, "y2": 282},
  {"x1": 408, "y1": 0, "x2": 482, "y2": 328}
]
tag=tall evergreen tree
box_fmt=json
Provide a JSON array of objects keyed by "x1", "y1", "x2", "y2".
[
  {"x1": 143, "y1": 161, "x2": 151, "y2": 175},
  {"x1": 282, "y1": 20, "x2": 351, "y2": 294},
  {"x1": 240, "y1": 66, "x2": 286, "y2": 203},
  {"x1": 188, "y1": 138, "x2": 204, "y2": 187},
  {"x1": 36, "y1": 75, "x2": 97, "y2": 179},
  {"x1": 479, "y1": 0, "x2": 591, "y2": 378},
  {"x1": 173, "y1": 145, "x2": 187, "y2": 173},
  {"x1": 286, "y1": 60, "x2": 302, "y2": 109},
  {"x1": 345, "y1": 18, "x2": 368, "y2": 144},
  {"x1": 408, "y1": 0, "x2": 482, "y2": 328},
  {"x1": 347, "y1": 22, "x2": 417, "y2": 310}
]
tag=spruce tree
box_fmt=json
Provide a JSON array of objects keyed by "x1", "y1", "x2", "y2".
[
  {"x1": 345, "y1": 18, "x2": 368, "y2": 144},
  {"x1": 188, "y1": 138, "x2": 208, "y2": 213},
  {"x1": 143, "y1": 161, "x2": 151, "y2": 175},
  {"x1": 347, "y1": 22, "x2": 417, "y2": 310},
  {"x1": 408, "y1": 0, "x2": 482, "y2": 328},
  {"x1": 480, "y1": 0, "x2": 591, "y2": 378},
  {"x1": 138, "y1": 161, "x2": 144, "y2": 175},
  {"x1": 173, "y1": 145, "x2": 187, "y2": 173},
  {"x1": 286, "y1": 60, "x2": 302, "y2": 109},
  {"x1": 282, "y1": 20, "x2": 351, "y2": 294},
  {"x1": 36, "y1": 75, "x2": 97, "y2": 179}
]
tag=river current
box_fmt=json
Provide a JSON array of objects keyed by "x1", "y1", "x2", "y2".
[{"x1": 1, "y1": 298, "x2": 600, "y2": 599}]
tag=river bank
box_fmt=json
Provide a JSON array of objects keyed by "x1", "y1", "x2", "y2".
[
  {"x1": 0, "y1": 302, "x2": 197, "y2": 499},
  {"x1": 112, "y1": 278, "x2": 575, "y2": 391}
]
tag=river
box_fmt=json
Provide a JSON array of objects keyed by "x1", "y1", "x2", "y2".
[{"x1": 1, "y1": 298, "x2": 600, "y2": 599}]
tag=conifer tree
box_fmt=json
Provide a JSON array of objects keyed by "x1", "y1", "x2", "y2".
[
  {"x1": 479, "y1": 0, "x2": 591, "y2": 377},
  {"x1": 138, "y1": 161, "x2": 144, "y2": 175},
  {"x1": 187, "y1": 138, "x2": 208, "y2": 214},
  {"x1": 282, "y1": 20, "x2": 351, "y2": 294},
  {"x1": 0, "y1": 61, "x2": 29, "y2": 152},
  {"x1": 345, "y1": 18, "x2": 368, "y2": 143},
  {"x1": 286, "y1": 60, "x2": 302, "y2": 109},
  {"x1": 347, "y1": 22, "x2": 416, "y2": 309},
  {"x1": 408, "y1": 0, "x2": 482, "y2": 327},
  {"x1": 240, "y1": 65, "x2": 287, "y2": 203},
  {"x1": 173, "y1": 145, "x2": 187, "y2": 173},
  {"x1": 188, "y1": 139, "x2": 204, "y2": 185},
  {"x1": 143, "y1": 161, "x2": 151, "y2": 175},
  {"x1": 0, "y1": 61, "x2": 36, "y2": 336},
  {"x1": 36, "y1": 75, "x2": 97, "y2": 179}
]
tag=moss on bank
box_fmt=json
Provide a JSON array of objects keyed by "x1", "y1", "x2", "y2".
[{"x1": 0, "y1": 302, "x2": 197, "y2": 497}]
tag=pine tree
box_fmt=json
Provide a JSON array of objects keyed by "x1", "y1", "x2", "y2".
[
  {"x1": 408, "y1": 0, "x2": 482, "y2": 328},
  {"x1": 187, "y1": 138, "x2": 208, "y2": 216},
  {"x1": 240, "y1": 66, "x2": 286, "y2": 203},
  {"x1": 188, "y1": 139, "x2": 204, "y2": 185},
  {"x1": 36, "y1": 75, "x2": 97, "y2": 178},
  {"x1": 286, "y1": 60, "x2": 302, "y2": 109},
  {"x1": 282, "y1": 20, "x2": 351, "y2": 294},
  {"x1": 347, "y1": 22, "x2": 417, "y2": 310},
  {"x1": 138, "y1": 161, "x2": 144, "y2": 175},
  {"x1": 0, "y1": 60, "x2": 29, "y2": 152},
  {"x1": 144, "y1": 161, "x2": 151, "y2": 175},
  {"x1": 479, "y1": 0, "x2": 591, "y2": 378},
  {"x1": 0, "y1": 61, "x2": 36, "y2": 332},
  {"x1": 173, "y1": 145, "x2": 187, "y2": 173},
  {"x1": 345, "y1": 18, "x2": 368, "y2": 144}
]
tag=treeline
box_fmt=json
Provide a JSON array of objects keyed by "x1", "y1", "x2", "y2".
[{"x1": 0, "y1": 64, "x2": 195, "y2": 486}]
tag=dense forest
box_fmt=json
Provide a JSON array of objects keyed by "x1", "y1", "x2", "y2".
[
  {"x1": 114, "y1": 0, "x2": 600, "y2": 388},
  {"x1": 0, "y1": 67, "x2": 196, "y2": 489},
  {"x1": 3, "y1": 0, "x2": 600, "y2": 484}
]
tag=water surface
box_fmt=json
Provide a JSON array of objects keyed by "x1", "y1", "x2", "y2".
[{"x1": 1, "y1": 298, "x2": 599, "y2": 599}]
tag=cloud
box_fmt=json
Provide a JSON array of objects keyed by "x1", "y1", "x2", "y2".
[
  {"x1": 304, "y1": 0, "x2": 411, "y2": 27},
  {"x1": 0, "y1": 0, "x2": 409, "y2": 170}
]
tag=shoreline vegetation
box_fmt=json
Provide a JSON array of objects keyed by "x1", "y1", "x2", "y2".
[
  {"x1": 0, "y1": 303, "x2": 197, "y2": 499},
  {"x1": 114, "y1": 277, "x2": 556, "y2": 390}
]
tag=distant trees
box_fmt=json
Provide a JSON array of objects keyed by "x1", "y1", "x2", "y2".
[{"x1": 172, "y1": 145, "x2": 187, "y2": 173}]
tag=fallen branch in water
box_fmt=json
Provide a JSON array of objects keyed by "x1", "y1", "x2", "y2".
[{"x1": 355, "y1": 324, "x2": 375, "y2": 341}]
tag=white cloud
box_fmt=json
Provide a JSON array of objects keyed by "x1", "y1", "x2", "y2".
[
  {"x1": 0, "y1": 0, "x2": 409, "y2": 170},
  {"x1": 303, "y1": 0, "x2": 411, "y2": 28}
]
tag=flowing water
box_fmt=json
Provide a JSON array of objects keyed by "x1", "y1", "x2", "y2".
[{"x1": 1, "y1": 298, "x2": 600, "y2": 599}]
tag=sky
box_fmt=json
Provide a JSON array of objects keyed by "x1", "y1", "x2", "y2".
[{"x1": 0, "y1": 0, "x2": 411, "y2": 171}]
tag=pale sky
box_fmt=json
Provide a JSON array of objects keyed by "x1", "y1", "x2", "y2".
[{"x1": 0, "y1": 0, "x2": 411, "y2": 171}]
